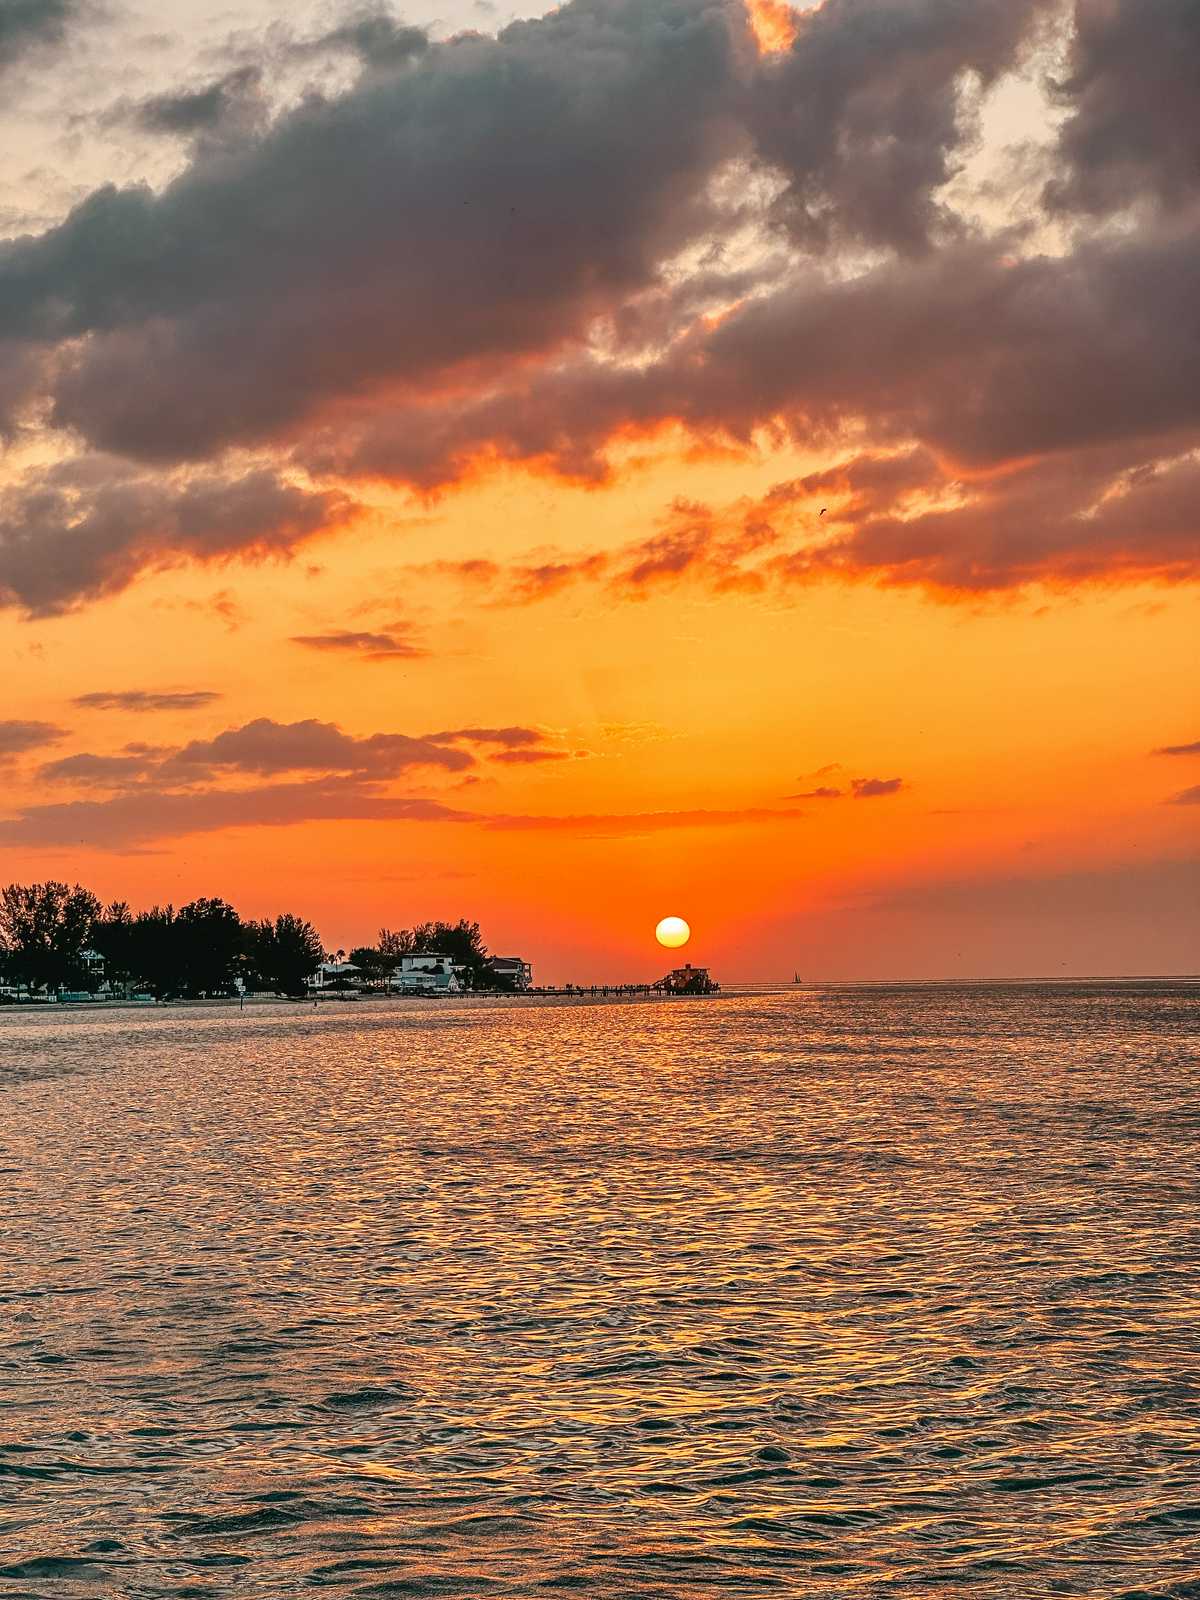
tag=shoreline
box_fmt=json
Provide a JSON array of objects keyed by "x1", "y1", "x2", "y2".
[
  {"x1": 0, "y1": 987, "x2": 748, "y2": 1016},
  {"x1": 2, "y1": 974, "x2": 1197, "y2": 1017}
]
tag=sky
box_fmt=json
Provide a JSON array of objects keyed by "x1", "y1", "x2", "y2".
[{"x1": 0, "y1": 0, "x2": 1197, "y2": 982}]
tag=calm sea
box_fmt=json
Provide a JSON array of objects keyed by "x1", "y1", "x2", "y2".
[{"x1": 2, "y1": 984, "x2": 1198, "y2": 1598}]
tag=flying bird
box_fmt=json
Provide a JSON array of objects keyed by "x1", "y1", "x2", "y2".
[{"x1": 819, "y1": 507, "x2": 827, "y2": 516}]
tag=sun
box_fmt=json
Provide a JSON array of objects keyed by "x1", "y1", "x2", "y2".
[{"x1": 655, "y1": 916, "x2": 691, "y2": 950}]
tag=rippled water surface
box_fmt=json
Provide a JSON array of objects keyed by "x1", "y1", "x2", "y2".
[{"x1": 2, "y1": 985, "x2": 1199, "y2": 1598}]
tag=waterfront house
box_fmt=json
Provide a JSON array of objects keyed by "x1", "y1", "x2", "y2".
[
  {"x1": 390, "y1": 954, "x2": 463, "y2": 995},
  {"x1": 486, "y1": 955, "x2": 533, "y2": 991}
]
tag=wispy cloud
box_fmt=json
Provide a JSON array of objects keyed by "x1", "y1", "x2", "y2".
[
  {"x1": 73, "y1": 690, "x2": 221, "y2": 712},
  {"x1": 0, "y1": 719, "x2": 65, "y2": 757},
  {"x1": 291, "y1": 630, "x2": 426, "y2": 660}
]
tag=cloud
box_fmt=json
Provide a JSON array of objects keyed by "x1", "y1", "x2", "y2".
[
  {"x1": 490, "y1": 747, "x2": 574, "y2": 765},
  {"x1": 1046, "y1": 0, "x2": 1200, "y2": 216},
  {"x1": 39, "y1": 751, "x2": 160, "y2": 786},
  {"x1": 0, "y1": 0, "x2": 1195, "y2": 607},
  {"x1": 0, "y1": 779, "x2": 813, "y2": 850},
  {"x1": 1168, "y1": 786, "x2": 1200, "y2": 807},
  {"x1": 117, "y1": 67, "x2": 266, "y2": 140},
  {"x1": 1154, "y1": 740, "x2": 1200, "y2": 757},
  {"x1": 0, "y1": 719, "x2": 64, "y2": 756},
  {"x1": 746, "y1": 0, "x2": 1050, "y2": 254},
  {"x1": 851, "y1": 776, "x2": 904, "y2": 798},
  {"x1": 291, "y1": 630, "x2": 426, "y2": 659},
  {"x1": 424, "y1": 726, "x2": 552, "y2": 750},
  {"x1": 73, "y1": 689, "x2": 221, "y2": 712},
  {"x1": 0, "y1": 459, "x2": 354, "y2": 614},
  {"x1": 303, "y1": 7, "x2": 429, "y2": 69},
  {"x1": 785, "y1": 786, "x2": 843, "y2": 799},
  {"x1": 36, "y1": 718, "x2": 589, "y2": 799},
  {"x1": 425, "y1": 437, "x2": 1200, "y2": 604},
  {"x1": 0, "y1": 0, "x2": 81, "y2": 72},
  {"x1": 0, "y1": 781, "x2": 471, "y2": 850},
  {"x1": 0, "y1": 0, "x2": 753, "y2": 463},
  {"x1": 166, "y1": 717, "x2": 473, "y2": 778}
]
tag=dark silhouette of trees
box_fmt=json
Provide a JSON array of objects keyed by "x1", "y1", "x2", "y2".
[
  {"x1": 0, "y1": 880, "x2": 516, "y2": 1002},
  {"x1": 174, "y1": 898, "x2": 243, "y2": 996},
  {"x1": 348, "y1": 944, "x2": 392, "y2": 991},
  {"x1": 0, "y1": 881, "x2": 101, "y2": 994},
  {"x1": 128, "y1": 907, "x2": 180, "y2": 999},
  {"x1": 247, "y1": 915, "x2": 324, "y2": 996}
]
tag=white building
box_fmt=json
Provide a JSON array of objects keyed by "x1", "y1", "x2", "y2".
[{"x1": 389, "y1": 954, "x2": 463, "y2": 994}]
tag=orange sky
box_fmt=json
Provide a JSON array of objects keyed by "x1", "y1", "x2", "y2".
[{"x1": 1, "y1": 0, "x2": 1197, "y2": 979}]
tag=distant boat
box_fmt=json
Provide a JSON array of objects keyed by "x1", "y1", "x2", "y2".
[{"x1": 793, "y1": 972, "x2": 802, "y2": 984}]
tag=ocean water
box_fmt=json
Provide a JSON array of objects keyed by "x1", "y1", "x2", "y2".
[{"x1": 2, "y1": 984, "x2": 1199, "y2": 1599}]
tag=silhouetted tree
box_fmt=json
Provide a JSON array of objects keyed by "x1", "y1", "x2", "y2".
[
  {"x1": 174, "y1": 898, "x2": 243, "y2": 995},
  {"x1": 348, "y1": 944, "x2": 392, "y2": 990},
  {"x1": 406, "y1": 919, "x2": 489, "y2": 986},
  {"x1": 127, "y1": 906, "x2": 178, "y2": 998},
  {"x1": 0, "y1": 881, "x2": 101, "y2": 994},
  {"x1": 248, "y1": 914, "x2": 324, "y2": 996}
]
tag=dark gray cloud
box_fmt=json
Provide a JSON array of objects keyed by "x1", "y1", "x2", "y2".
[
  {"x1": 121, "y1": 66, "x2": 266, "y2": 139},
  {"x1": 73, "y1": 689, "x2": 221, "y2": 711},
  {"x1": 0, "y1": 0, "x2": 1195, "y2": 608},
  {"x1": 0, "y1": 459, "x2": 353, "y2": 614},
  {"x1": 1046, "y1": 0, "x2": 1200, "y2": 215},
  {"x1": 851, "y1": 776, "x2": 904, "y2": 798},
  {"x1": 746, "y1": 0, "x2": 1051, "y2": 253},
  {"x1": 306, "y1": 7, "x2": 429, "y2": 68},
  {"x1": 166, "y1": 716, "x2": 473, "y2": 778},
  {"x1": 1154, "y1": 740, "x2": 1200, "y2": 758},
  {"x1": 0, "y1": 0, "x2": 750, "y2": 462},
  {"x1": 0, "y1": 0, "x2": 80, "y2": 70},
  {"x1": 0, "y1": 718, "x2": 64, "y2": 756},
  {"x1": 290, "y1": 630, "x2": 425, "y2": 659}
]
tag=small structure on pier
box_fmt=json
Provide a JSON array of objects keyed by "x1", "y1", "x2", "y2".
[{"x1": 657, "y1": 963, "x2": 719, "y2": 995}]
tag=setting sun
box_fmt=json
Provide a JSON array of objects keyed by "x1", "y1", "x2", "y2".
[{"x1": 655, "y1": 916, "x2": 691, "y2": 949}]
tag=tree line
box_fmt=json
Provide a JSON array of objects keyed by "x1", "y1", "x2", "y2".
[{"x1": 0, "y1": 882, "x2": 513, "y2": 1001}]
